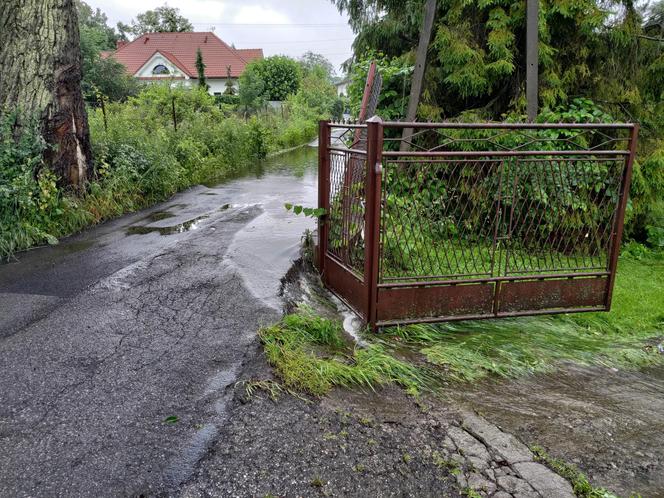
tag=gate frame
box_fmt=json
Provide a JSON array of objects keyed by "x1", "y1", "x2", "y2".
[{"x1": 318, "y1": 118, "x2": 639, "y2": 331}]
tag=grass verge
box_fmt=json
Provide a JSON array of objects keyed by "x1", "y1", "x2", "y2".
[
  {"x1": 259, "y1": 308, "x2": 437, "y2": 396},
  {"x1": 378, "y1": 253, "x2": 663, "y2": 383},
  {"x1": 260, "y1": 253, "x2": 663, "y2": 395}
]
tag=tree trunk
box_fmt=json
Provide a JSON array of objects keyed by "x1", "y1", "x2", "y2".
[{"x1": 0, "y1": 0, "x2": 92, "y2": 188}]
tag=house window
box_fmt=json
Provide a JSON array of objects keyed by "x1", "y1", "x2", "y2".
[{"x1": 152, "y1": 64, "x2": 170, "y2": 75}]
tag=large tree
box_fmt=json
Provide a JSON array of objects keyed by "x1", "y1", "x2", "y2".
[
  {"x1": 334, "y1": 0, "x2": 663, "y2": 123},
  {"x1": 117, "y1": 4, "x2": 194, "y2": 38},
  {"x1": 0, "y1": 0, "x2": 92, "y2": 188},
  {"x1": 76, "y1": 1, "x2": 139, "y2": 102}
]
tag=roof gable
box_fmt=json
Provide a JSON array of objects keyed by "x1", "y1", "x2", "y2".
[
  {"x1": 110, "y1": 32, "x2": 263, "y2": 78},
  {"x1": 134, "y1": 50, "x2": 191, "y2": 78}
]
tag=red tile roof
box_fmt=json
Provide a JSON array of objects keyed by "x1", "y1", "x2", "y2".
[{"x1": 109, "y1": 32, "x2": 263, "y2": 78}]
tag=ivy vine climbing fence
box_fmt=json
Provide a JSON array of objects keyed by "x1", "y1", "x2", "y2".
[{"x1": 316, "y1": 118, "x2": 638, "y2": 331}]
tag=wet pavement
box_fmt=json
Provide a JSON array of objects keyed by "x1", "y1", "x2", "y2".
[{"x1": 0, "y1": 148, "x2": 317, "y2": 496}]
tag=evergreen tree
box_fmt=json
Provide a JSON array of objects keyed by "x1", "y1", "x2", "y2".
[{"x1": 195, "y1": 48, "x2": 208, "y2": 91}]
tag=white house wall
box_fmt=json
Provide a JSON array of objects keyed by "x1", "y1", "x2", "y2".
[
  {"x1": 207, "y1": 79, "x2": 239, "y2": 95},
  {"x1": 135, "y1": 52, "x2": 187, "y2": 79}
]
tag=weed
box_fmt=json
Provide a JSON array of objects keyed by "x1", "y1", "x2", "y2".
[
  {"x1": 402, "y1": 453, "x2": 412, "y2": 464},
  {"x1": 353, "y1": 464, "x2": 365, "y2": 472},
  {"x1": 163, "y1": 415, "x2": 179, "y2": 424},
  {"x1": 358, "y1": 416, "x2": 374, "y2": 427},
  {"x1": 310, "y1": 477, "x2": 324, "y2": 488},
  {"x1": 240, "y1": 379, "x2": 290, "y2": 401},
  {"x1": 432, "y1": 451, "x2": 462, "y2": 475},
  {"x1": 531, "y1": 446, "x2": 620, "y2": 498},
  {"x1": 461, "y1": 488, "x2": 482, "y2": 498}
]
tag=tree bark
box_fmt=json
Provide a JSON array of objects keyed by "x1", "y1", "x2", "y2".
[
  {"x1": 0, "y1": 0, "x2": 92, "y2": 188},
  {"x1": 400, "y1": 0, "x2": 437, "y2": 152}
]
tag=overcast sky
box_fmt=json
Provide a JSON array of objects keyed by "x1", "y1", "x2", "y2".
[{"x1": 86, "y1": 0, "x2": 356, "y2": 74}]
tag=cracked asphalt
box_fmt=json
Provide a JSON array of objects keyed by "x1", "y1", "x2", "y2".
[{"x1": 0, "y1": 149, "x2": 317, "y2": 497}]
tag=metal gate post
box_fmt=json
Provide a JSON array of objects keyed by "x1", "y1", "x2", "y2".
[
  {"x1": 364, "y1": 116, "x2": 384, "y2": 331},
  {"x1": 317, "y1": 120, "x2": 331, "y2": 278},
  {"x1": 605, "y1": 123, "x2": 639, "y2": 310}
]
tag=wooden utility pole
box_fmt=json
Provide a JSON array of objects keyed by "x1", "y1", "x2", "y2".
[
  {"x1": 400, "y1": 0, "x2": 437, "y2": 151},
  {"x1": 526, "y1": 0, "x2": 539, "y2": 122}
]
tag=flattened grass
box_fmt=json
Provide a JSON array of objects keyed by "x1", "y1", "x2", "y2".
[
  {"x1": 380, "y1": 253, "x2": 664, "y2": 383},
  {"x1": 259, "y1": 308, "x2": 436, "y2": 396},
  {"x1": 260, "y1": 254, "x2": 663, "y2": 395}
]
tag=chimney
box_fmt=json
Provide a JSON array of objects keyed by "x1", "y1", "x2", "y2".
[
  {"x1": 116, "y1": 40, "x2": 128, "y2": 49},
  {"x1": 143, "y1": 37, "x2": 149, "y2": 44},
  {"x1": 204, "y1": 35, "x2": 208, "y2": 43}
]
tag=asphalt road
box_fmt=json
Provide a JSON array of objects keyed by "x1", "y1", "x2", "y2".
[{"x1": 0, "y1": 150, "x2": 317, "y2": 497}]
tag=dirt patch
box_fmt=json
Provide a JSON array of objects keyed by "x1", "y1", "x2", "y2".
[
  {"x1": 179, "y1": 347, "x2": 463, "y2": 498},
  {"x1": 446, "y1": 363, "x2": 664, "y2": 497}
]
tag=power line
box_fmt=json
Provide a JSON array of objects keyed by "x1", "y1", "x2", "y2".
[
  {"x1": 253, "y1": 38, "x2": 354, "y2": 45},
  {"x1": 189, "y1": 22, "x2": 349, "y2": 27}
]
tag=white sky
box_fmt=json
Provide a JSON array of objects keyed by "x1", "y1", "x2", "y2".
[{"x1": 86, "y1": 0, "x2": 356, "y2": 74}]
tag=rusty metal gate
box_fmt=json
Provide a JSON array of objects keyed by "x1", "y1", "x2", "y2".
[{"x1": 317, "y1": 119, "x2": 638, "y2": 330}]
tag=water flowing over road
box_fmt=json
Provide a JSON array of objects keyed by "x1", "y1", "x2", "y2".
[{"x1": 0, "y1": 147, "x2": 317, "y2": 496}]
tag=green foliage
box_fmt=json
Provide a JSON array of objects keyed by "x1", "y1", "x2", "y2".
[
  {"x1": 284, "y1": 203, "x2": 326, "y2": 218},
  {"x1": 1, "y1": 80, "x2": 331, "y2": 259},
  {"x1": 240, "y1": 55, "x2": 302, "y2": 103},
  {"x1": 285, "y1": 65, "x2": 339, "y2": 121},
  {"x1": 0, "y1": 114, "x2": 91, "y2": 257},
  {"x1": 195, "y1": 48, "x2": 208, "y2": 91},
  {"x1": 299, "y1": 51, "x2": 336, "y2": 80},
  {"x1": 238, "y1": 69, "x2": 267, "y2": 115},
  {"x1": 82, "y1": 57, "x2": 140, "y2": 103},
  {"x1": 76, "y1": 1, "x2": 118, "y2": 50},
  {"x1": 347, "y1": 52, "x2": 413, "y2": 119},
  {"x1": 627, "y1": 146, "x2": 664, "y2": 246},
  {"x1": 118, "y1": 4, "x2": 193, "y2": 38},
  {"x1": 337, "y1": 0, "x2": 664, "y2": 245},
  {"x1": 531, "y1": 446, "x2": 620, "y2": 498},
  {"x1": 77, "y1": 1, "x2": 139, "y2": 102},
  {"x1": 259, "y1": 306, "x2": 434, "y2": 396}
]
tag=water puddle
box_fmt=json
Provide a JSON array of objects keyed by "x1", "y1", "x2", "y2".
[
  {"x1": 126, "y1": 215, "x2": 210, "y2": 236},
  {"x1": 146, "y1": 211, "x2": 176, "y2": 222}
]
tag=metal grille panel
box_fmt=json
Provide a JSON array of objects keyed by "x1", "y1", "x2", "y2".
[
  {"x1": 317, "y1": 120, "x2": 638, "y2": 330},
  {"x1": 327, "y1": 148, "x2": 367, "y2": 276}
]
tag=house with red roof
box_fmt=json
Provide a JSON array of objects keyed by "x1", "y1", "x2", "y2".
[{"x1": 104, "y1": 32, "x2": 263, "y2": 96}]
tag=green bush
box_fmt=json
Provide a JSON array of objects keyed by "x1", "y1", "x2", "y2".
[
  {"x1": 0, "y1": 114, "x2": 92, "y2": 258},
  {"x1": 240, "y1": 55, "x2": 302, "y2": 100}
]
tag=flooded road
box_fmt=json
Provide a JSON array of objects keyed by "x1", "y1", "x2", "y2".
[{"x1": 0, "y1": 147, "x2": 318, "y2": 496}]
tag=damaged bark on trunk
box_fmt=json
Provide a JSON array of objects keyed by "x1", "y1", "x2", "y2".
[{"x1": 0, "y1": 0, "x2": 92, "y2": 188}]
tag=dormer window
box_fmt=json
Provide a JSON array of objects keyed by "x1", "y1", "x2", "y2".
[{"x1": 152, "y1": 64, "x2": 170, "y2": 75}]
